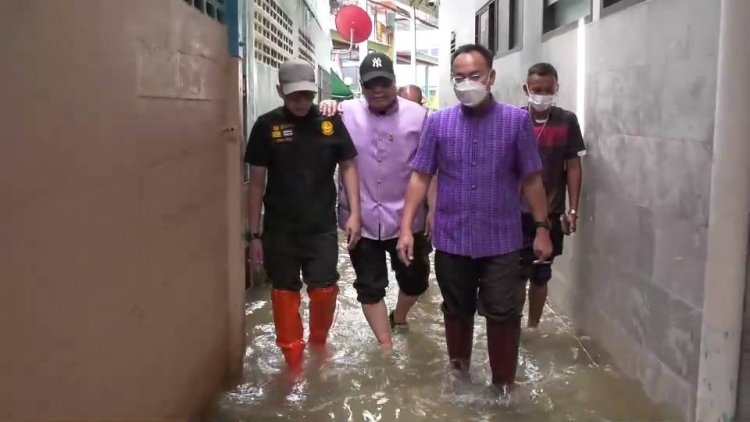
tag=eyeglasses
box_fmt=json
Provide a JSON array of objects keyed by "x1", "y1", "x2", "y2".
[{"x1": 451, "y1": 73, "x2": 486, "y2": 85}]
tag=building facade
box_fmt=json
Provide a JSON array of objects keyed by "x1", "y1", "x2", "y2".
[{"x1": 243, "y1": 0, "x2": 333, "y2": 127}]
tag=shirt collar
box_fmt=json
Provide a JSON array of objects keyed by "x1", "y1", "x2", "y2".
[{"x1": 460, "y1": 96, "x2": 497, "y2": 118}]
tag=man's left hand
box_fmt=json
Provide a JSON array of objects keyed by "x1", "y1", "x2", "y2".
[
  {"x1": 533, "y1": 229, "x2": 553, "y2": 262},
  {"x1": 345, "y1": 215, "x2": 361, "y2": 250}
]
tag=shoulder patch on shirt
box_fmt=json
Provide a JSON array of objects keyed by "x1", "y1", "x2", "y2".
[{"x1": 321, "y1": 120, "x2": 334, "y2": 136}]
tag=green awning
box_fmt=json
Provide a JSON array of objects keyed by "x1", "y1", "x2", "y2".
[{"x1": 331, "y1": 71, "x2": 354, "y2": 100}]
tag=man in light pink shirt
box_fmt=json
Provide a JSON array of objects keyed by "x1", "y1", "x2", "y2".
[{"x1": 323, "y1": 52, "x2": 433, "y2": 351}]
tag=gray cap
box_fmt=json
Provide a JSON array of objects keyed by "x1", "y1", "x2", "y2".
[{"x1": 279, "y1": 59, "x2": 318, "y2": 95}]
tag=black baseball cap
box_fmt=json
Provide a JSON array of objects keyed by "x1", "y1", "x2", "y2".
[{"x1": 359, "y1": 52, "x2": 396, "y2": 83}]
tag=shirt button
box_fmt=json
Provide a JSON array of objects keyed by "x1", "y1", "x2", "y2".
[
  {"x1": 471, "y1": 185, "x2": 476, "y2": 190},
  {"x1": 377, "y1": 180, "x2": 382, "y2": 184},
  {"x1": 377, "y1": 159, "x2": 382, "y2": 163},
  {"x1": 472, "y1": 162, "x2": 477, "y2": 166},
  {"x1": 472, "y1": 139, "x2": 477, "y2": 144}
]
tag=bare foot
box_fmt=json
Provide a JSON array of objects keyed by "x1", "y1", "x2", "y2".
[{"x1": 379, "y1": 342, "x2": 394, "y2": 354}]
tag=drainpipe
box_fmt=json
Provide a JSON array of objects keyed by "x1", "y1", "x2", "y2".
[
  {"x1": 224, "y1": 0, "x2": 246, "y2": 386},
  {"x1": 358, "y1": 0, "x2": 369, "y2": 83},
  {"x1": 410, "y1": 5, "x2": 417, "y2": 85},
  {"x1": 696, "y1": 1, "x2": 750, "y2": 421},
  {"x1": 424, "y1": 64, "x2": 429, "y2": 103}
]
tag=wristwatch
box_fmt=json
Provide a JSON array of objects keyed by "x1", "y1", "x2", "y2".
[
  {"x1": 245, "y1": 231, "x2": 261, "y2": 242},
  {"x1": 534, "y1": 220, "x2": 551, "y2": 231}
]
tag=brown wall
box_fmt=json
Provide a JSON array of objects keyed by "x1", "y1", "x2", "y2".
[{"x1": 0, "y1": 1, "x2": 240, "y2": 420}]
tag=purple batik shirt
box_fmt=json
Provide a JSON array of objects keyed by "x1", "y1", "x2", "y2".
[
  {"x1": 338, "y1": 97, "x2": 428, "y2": 240},
  {"x1": 410, "y1": 101, "x2": 542, "y2": 258}
]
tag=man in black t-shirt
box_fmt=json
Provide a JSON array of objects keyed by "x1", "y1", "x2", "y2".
[
  {"x1": 245, "y1": 59, "x2": 361, "y2": 372},
  {"x1": 518, "y1": 63, "x2": 586, "y2": 329}
]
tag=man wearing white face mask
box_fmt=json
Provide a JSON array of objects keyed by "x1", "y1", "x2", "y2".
[
  {"x1": 517, "y1": 62, "x2": 586, "y2": 330},
  {"x1": 397, "y1": 44, "x2": 552, "y2": 393}
]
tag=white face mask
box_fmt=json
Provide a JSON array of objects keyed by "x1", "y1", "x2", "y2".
[
  {"x1": 454, "y1": 80, "x2": 489, "y2": 108},
  {"x1": 528, "y1": 93, "x2": 555, "y2": 112}
]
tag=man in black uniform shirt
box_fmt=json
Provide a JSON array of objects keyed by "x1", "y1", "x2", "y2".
[{"x1": 245, "y1": 59, "x2": 361, "y2": 372}]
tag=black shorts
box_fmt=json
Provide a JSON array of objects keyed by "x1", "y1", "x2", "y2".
[
  {"x1": 519, "y1": 213, "x2": 564, "y2": 285},
  {"x1": 349, "y1": 233, "x2": 432, "y2": 304},
  {"x1": 262, "y1": 230, "x2": 339, "y2": 291},
  {"x1": 434, "y1": 250, "x2": 520, "y2": 322}
]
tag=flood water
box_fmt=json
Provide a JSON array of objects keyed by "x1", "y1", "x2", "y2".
[{"x1": 208, "y1": 240, "x2": 678, "y2": 421}]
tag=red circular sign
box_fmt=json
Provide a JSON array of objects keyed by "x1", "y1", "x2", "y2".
[{"x1": 335, "y1": 5, "x2": 372, "y2": 44}]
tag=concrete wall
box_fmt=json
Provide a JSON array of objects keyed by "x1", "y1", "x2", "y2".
[
  {"x1": 737, "y1": 252, "x2": 750, "y2": 417},
  {"x1": 0, "y1": 0, "x2": 239, "y2": 420},
  {"x1": 438, "y1": 0, "x2": 720, "y2": 419},
  {"x1": 249, "y1": 0, "x2": 332, "y2": 116}
]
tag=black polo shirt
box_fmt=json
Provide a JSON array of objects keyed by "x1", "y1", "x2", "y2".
[
  {"x1": 523, "y1": 106, "x2": 586, "y2": 214},
  {"x1": 245, "y1": 106, "x2": 357, "y2": 234}
]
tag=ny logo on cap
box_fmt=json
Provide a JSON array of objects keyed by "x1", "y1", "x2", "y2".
[{"x1": 372, "y1": 57, "x2": 383, "y2": 68}]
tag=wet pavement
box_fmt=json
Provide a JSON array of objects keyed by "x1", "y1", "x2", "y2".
[{"x1": 208, "y1": 240, "x2": 678, "y2": 421}]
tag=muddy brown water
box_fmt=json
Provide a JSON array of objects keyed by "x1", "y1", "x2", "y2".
[{"x1": 209, "y1": 241, "x2": 678, "y2": 422}]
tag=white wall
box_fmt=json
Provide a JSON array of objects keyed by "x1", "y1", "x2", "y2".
[
  {"x1": 395, "y1": 28, "x2": 441, "y2": 52},
  {"x1": 248, "y1": 0, "x2": 333, "y2": 116},
  {"x1": 395, "y1": 64, "x2": 439, "y2": 89},
  {"x1": 437, "y1": 0, "x2": 475, "y2": 107}
]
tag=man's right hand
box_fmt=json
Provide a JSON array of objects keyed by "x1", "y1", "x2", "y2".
[
  {"x1": 533, "y1": 229, "x2": 553, "y2": 262},
  {"x1": 248, "y1": 239, "x2": 264, "y2": 269},
  {"x1": 396, "y1": 230, "x2": 415, "y2": 266},
  {"x1": 319, "y1": 100, "x2": 341, "y2": 117},
  {"x1": 565, "y1": 212, "x2": 578, "y2": 233}
]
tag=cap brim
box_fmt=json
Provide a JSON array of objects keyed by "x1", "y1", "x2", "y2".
[
  {"x1": 361, "y1": 71, "x2": 396, "y2": 83},
  {"x1": 281, "y1": 81, "x2": 318, "y2": 95}
]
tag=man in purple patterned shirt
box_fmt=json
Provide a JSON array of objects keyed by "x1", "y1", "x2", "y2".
[{"x1": 397, "y1": 44, "x2": 552, "y2": 393}]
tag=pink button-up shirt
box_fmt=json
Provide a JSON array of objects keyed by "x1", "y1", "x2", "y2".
[{"x1": 338, "y1": 97, "x2": 428, "y2": 240}]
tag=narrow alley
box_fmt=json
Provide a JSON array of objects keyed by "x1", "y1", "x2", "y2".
[
  {"x1": 3, "y1": 0, "x2": 750, "y2": 421},
  {"x1": 209, "y1": 240, "x2": 677, "y2": 421}
]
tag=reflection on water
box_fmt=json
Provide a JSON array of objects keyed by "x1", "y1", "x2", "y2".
[{"x1": 208, "y1": 241, "x2": 678, "y2": 421}]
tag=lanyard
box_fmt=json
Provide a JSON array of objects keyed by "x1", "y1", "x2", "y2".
[
  {"x1": 534, "y1": 117, "x2": 550, "y2": 141},
  {"x1": 531, "y1": 107, "x2": 552, "y2": 141}
]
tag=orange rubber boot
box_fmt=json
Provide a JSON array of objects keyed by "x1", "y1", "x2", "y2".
[
  {"x1": 308, "y1": 285, "x2": 339, "y2": 346},
  {"x1": 271, "y1": 289, "x2": 305, "y2": 371}
]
